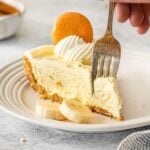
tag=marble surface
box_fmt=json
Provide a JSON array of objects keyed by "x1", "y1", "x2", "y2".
[{"x1": 0, "y1": 0, "x2": 150, "y2": 150}]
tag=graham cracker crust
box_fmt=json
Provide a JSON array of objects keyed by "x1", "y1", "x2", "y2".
[
  {"x1": 23, "y1": 56, "x2": 63, "y2": 102},
  {"x1": 90, "y1": 106, "x2": 124, "y2": 121},
  {"x1": 23, "y1": 56, "x2": 124, "y2": 121}
]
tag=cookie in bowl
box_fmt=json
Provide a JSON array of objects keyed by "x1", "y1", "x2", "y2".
[{"x1": 0, "y1": 0, "x2": 25, "y2": 40}]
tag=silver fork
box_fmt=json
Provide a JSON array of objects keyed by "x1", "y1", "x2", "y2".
[{"x1": 92, "y1": 2, "x2": 121, "y2": 93}]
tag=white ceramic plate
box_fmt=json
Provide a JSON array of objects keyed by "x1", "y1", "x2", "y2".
[{"x1": 0, "y1": 50, "x2": 150, "y2": 133}]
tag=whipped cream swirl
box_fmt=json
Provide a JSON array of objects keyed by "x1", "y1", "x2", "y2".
[
  {"x1": 64, "y1": 43, "x2": 94, "y2": 61},
  {"x1": 54, "y1": 35, "x2": 85, "y2": 57},
  {"x1": 54, "y1": 35, "x2": 94, "y2": 61}
]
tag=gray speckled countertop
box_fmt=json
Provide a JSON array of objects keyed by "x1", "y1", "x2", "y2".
[{"x1": 0, "y1": 0, "x2": 150, "y2": 150}]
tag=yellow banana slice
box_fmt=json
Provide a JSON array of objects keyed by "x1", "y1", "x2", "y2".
[
  {"x1": 36, "y1": 101, "x2": 66, "y2": 121},
  {"x1": 60, "y1": 99, "x2": 92, "y2": 123},
  {"x1": 31, "y1": 45, "x2": 54, "y2": 58}
]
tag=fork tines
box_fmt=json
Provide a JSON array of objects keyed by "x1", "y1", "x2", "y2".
[{"x1": 92, "y1": 49, "x2": 120, "y2": 93}]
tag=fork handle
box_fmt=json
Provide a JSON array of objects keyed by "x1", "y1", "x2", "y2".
[{"x1": 105, "y1": 2, "x2": 115, "y2": 34}]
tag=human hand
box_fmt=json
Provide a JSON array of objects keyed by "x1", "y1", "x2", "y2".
[{"x1": 112, "y1": 0, "x2": 150, "y2": 34}]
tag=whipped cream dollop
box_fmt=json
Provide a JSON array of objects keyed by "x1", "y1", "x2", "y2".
[
  {"x1": 54, "y1": 35, "x2": 85, "y2": 57},
  {"x1": 54, "y1": 35, "x2": 94, "y2": 61},
  {"x1": 64, "y1": 43, "x2": 94, "y2": 61}
]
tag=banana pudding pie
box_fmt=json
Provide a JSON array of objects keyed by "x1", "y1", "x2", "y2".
[{"x1": 23, "y1": 12, "x2": 124, "y2": 123}]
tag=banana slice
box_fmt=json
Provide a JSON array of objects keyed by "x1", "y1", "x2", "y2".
[
  {"x1": 31, "y1": 45, "x2": 54, "y2": 58},
  {"x1": 36, "y1": 101, "x2": 66, "y2": 121},
  {"x1": 60, "y1": 99, "x2": 92, "y2": 123}
]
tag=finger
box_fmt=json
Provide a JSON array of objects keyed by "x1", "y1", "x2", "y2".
[
  {"x1": 129, "y1": 4, "x2": 144, "y2": 27},
  {"x1": 137, "y1": 4, "x2": 150, "y2": 34},
  {"x1": 115, "y1": 3, "x2": 130, "y2": 22},
  {"x1": 137, "y1": 17, "x2": 149, "y2": 34},
  {"x1": 142, "y1": 4, "x2": 150, "y2": 17}
]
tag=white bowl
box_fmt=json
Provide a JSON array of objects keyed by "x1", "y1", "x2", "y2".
[{"x1": 0, "y1": 0, "x2": 25, "y2": 40}]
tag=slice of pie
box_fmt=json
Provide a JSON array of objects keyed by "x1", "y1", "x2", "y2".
[{"x1": 23, "y1": 39, "x2": 123, "y2": 121}]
